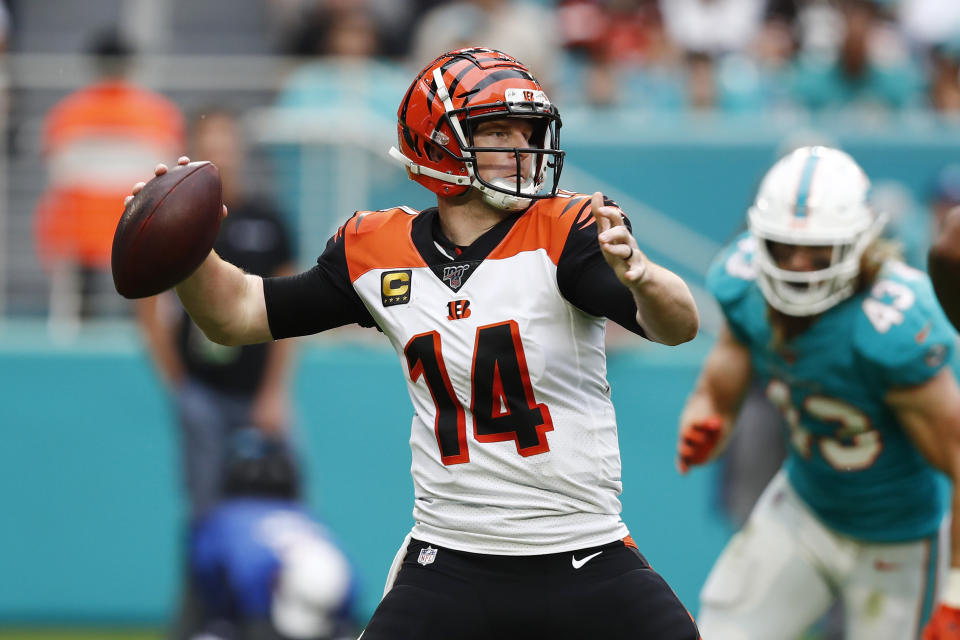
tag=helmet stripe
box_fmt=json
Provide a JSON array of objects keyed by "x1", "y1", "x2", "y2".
[
  {"x1": 456, "y1": 69, "x2": 536, "y2": 99},
  {"x1": 794, "y1": 152, "x2": 820, "y2": 219},
  {"x1": 443, "y1": 59, "x2": 476, "y2": 102}
]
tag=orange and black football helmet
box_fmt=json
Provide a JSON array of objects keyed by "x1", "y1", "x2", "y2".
[{"x1": 389, "y1": 47, "x2": 564, "y2": 211}]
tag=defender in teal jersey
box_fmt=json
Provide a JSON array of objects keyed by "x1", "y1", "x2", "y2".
[{"x1": 678, "y1": 146, "x2": 960, "y2": 640}]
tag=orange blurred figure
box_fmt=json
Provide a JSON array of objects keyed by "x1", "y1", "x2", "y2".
[{"x1": 35, "y1": 28, "x2": 184, "y2": 322}]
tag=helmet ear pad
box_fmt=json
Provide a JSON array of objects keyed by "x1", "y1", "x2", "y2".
[
  {"x1": 425, "y1": 141, "x2": 445, "y2": 164},
  {"x1": 396, "y1": 121, "x2": 472, "y2": 198}
]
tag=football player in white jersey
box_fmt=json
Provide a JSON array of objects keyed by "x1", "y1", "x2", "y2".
[
  {"x1": 127, "y1": 48, "x2": 700, "y2": 639},
  {"x1": 677, "y1": 146, "x2": 960, "y2": 640}
]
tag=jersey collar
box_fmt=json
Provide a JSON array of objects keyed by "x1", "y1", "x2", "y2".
[{"x1": 411, "y1": 207, "x2": 525, "y2": 292}]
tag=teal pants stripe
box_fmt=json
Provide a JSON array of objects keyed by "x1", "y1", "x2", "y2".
[{"x1": 917, "y1": 531, "x2": 940, "y2": 637}]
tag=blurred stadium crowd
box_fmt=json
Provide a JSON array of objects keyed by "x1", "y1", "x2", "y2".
[
  {"x1": 3, "y1": 0, "x2": 960, "y2": 326},
  {"x1": 122, "y1": 0, "x2": 960, "y2": 116}
]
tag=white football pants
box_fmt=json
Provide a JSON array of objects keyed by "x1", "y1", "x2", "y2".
[{"x1": 697, "y1": 470, "x2": 946, "y2": 640}]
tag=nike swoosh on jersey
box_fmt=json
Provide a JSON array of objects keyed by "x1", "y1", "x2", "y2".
[{"x1": 571, "y1": 550, "x2": 602, "y2": 569}]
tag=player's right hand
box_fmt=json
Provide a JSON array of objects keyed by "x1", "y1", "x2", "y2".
[
  {"x1": 593, "y1": 192, "x2": 647, "y2": 286},
  {"x1": 124, "y1": 156, "x2": 228, "y2": 218},
  {"x1": 677, "y1": 416, "x2": 724, "y2": 474}
]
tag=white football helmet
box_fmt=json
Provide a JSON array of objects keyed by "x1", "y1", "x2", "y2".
[
  {"x1": 747, "y1": 146, "x2": 887, "y2": 317},
  {"x1": 271, "y1": 536, "x2": 352, "y2": 639}
]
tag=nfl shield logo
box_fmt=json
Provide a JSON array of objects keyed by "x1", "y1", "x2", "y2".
[{"x1": 418, "y1": 546, "x2": 438, "y2": 566}]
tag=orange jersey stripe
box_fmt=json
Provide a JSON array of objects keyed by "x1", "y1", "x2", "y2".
[
  {"x1": 344, "y1": 194, "x2": 595, "y2": 280},
  {"x1": 487, "y1": 193, "x2": 593, "y2": 265},
  {"x1": 343, "y1": 208, "x2": 426, "y2": 283}
]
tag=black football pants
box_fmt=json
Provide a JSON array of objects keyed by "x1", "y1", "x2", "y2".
[{"x1": 360, "y1": 537, "x2": 700, "y2": 640}]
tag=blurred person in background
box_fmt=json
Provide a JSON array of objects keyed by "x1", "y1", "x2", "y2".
[
  {"x1": 271, "y1": 1, "x2": 409, "y2": 241},
  {"x1": 557, "y1": 0, "x2": 785, "y2": 112},
  {"x1": 190, "y1": 427, "x2": 359, "y2": 640},
  {"x1": 658, "y1": 0, "x2": 771, "y2": 112},
  {"x1": 34, "y1": 27, "x2": 184, "y2": 336},
  {"x1": 275, "y1": 2, "x2": 406, "y2": 121},
  {"x1": 135, "y1": 107, "x2": 298, "y2": 639},
  {"x1": 791, "y1": 0, "x2": 922, "y2": 114},
  {"x1": 927, "y1": 211, "x2": 960, "y2": 640},
  {"x1": 898, "y1": 0, "x2": 960, "y2": 54},
  {"x1": 556, "y1": 0, "x2": 676, "y2": 108},
  {"x1": 138, "y1": 107, "x2": 298, "y2": 522},
  {"x1": 931, "y1": 163, "x2": 960, "y2": 233},
  {"x1": 928, "y1": 38, "x2": 960, "y2": 115},
  {"x1": 130, "y1": 46, "x2": 701, "y2": 639},
  {"x1": 409, "y1": 0, "x2": 561, "y2": 92},
  {"x1": 677, "y1": 146, "x2": 960, "y2": 639},
  {"x1": 0, "y1": 0, "x2": 11, "y2": 117},
  {"x1": 929, "y1": 200, "x2": 960, "y2": 337},
  {"x1": 267, "y1": 0, "x2": 432, "y2": 60},
  {"x1": 659, "y1": 0, "x2": 767, "y2": 56}
]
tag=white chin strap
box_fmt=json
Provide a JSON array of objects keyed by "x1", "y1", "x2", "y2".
[
  {"x1": 478, "y1": 177, "x2": 534, "y2": 210},
  {"x1": 387, "y1": 146, "x2": 471, "y2": 186}
]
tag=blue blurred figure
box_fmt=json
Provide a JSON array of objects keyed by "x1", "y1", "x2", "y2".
[{"x1": 190, "y1": 428, "x2": 359, "y2": 640}]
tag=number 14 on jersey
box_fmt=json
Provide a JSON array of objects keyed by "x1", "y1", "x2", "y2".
[{"x1": 404, "y1": 320, "x2": 554, "y2": 465}]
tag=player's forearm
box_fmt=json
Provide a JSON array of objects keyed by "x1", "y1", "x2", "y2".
[
  {"x1": 682, "y1": 331, "x2": 751, "y2": 431},
  {"x1": 629, "y1": 263, "x2": 699, "y2": 345},
  {"x1": 175, "y1": 251, "x2": 271, "y2": 346},
  {"x1": 682, "y1": 387, "x2": 736, "y2": 430}
]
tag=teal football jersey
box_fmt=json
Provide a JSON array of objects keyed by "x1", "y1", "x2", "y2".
[{"x1": 707, "y1": 232, "x2": 957, "y2": 542}]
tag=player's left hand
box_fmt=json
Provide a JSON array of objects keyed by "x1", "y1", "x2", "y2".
[
  {"x1": 593, "y1": 192, "x2": 647, "y2": 287},
  {"x1": 677, "y1": 416, "x2": 724, "y2": 474},
  {"x1": 923, "y1": 604, "x2": 960, "y2": 639}
]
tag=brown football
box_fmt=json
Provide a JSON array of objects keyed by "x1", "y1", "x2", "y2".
[{"x1": 112, "y1": 161, "x2": 222, "y2": 299}]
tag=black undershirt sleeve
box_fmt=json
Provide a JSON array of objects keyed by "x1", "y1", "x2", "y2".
[
  {"x1": 262, "y1": 230, "x2": 376, "y2": 339},
  {"x1": 556, "y1": 203, "x2": 648, "y2": 339}
]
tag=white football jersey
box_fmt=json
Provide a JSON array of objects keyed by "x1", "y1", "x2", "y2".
[{"x1": 335, "y1": 194, "x2": 632, "y2": 555}]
